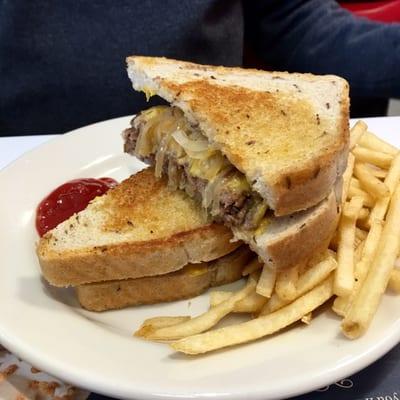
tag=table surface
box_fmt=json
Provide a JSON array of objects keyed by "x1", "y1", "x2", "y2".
[{"x1": 1, "y1": 119, "x2": 400, "y2": 400}]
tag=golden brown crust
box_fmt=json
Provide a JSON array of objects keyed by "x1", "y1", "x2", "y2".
[
  {"x1": 268, "y1": 88, "x2": 349, "y2": 215},
  {"x1": 165, "y1": 80, "x2": 348, "y2": 216},
  {"x1": 76, "y1": 246, "x2": 253, "y2": 311},
  {"x1": 96, "y1": 168, "x2": 208, "y2": 238}
]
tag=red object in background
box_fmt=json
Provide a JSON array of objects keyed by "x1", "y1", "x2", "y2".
[
  {"x1": 340, "y1": 1, "x2": 400, "y2": 22},
  {"x1": 36, "y1": 177, "x2": 118, "y2": 236}
]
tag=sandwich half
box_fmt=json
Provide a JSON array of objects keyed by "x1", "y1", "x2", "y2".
[
  {"x1": 37, "y1": 168, "x2": 239, "y2": 287},
  {"x1": 123, "y1": 56, "x2": 348, "y2": 268}
]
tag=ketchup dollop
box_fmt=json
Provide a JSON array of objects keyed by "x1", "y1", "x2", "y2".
[{"x1": 36, "y1": 177, "x2": 118, "y2": 236}]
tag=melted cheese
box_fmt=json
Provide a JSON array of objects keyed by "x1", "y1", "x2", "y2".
[
  {"x1": 134, "y1": 106, "x2": 268, "y2": 231},
  {"x1": 141, "y1": 87, "x2": 156, "y2": 101}
]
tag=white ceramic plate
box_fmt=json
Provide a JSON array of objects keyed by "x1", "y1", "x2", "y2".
[{"x1": 0, "y1": 116, "x2": 400, "y2": 400}]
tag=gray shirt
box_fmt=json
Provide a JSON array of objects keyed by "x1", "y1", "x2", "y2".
[{"x1": 0, "y1": 0, "x2": 399, "y2": 135}]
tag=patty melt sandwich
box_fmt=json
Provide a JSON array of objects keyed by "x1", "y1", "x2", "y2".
[
  {"x1": 37, "y1": 169, "x2": 252, "y2": 310},
  {"x1": 123, "y1": 56, "x2": 350, "y2": 269}
]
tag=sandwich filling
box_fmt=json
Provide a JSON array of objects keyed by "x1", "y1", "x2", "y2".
[{"x1": 123, "y1": 106, "x2": 269, "y2": 232}]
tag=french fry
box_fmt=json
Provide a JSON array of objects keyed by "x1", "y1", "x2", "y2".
[
  {"x1": 234, "y1": 292, "x2": 268, "y2": 313},
  {"x1": 275, "y1": 265, "x2": 299, "y2": 302},
  {"x1": 349, "y1": 120, "x2": 367, "y2": 149},
  {"x1": 256, "y1": 266, "x2": 277, "y2": 298},
  {"x1": 210, "y1": 291, "x2": 231, "y2": 306},
  {"x1": 353, "y1": 163, "x2": 390, "y2": 199},
  {"x1": 358, "y1": 207, "x2": 370, "y2": 222},
  {"x1": 355, "y1": 228, "x2": 367, "y2": 248},
  {"x1": 334, "y1": 197, "x2": 364, "y2": 297},
  {"x1": 332, "y1": 239, "x2": 360, "y2": 311},
  {"x1": 359, "y1": 131, "x2": 398, "y2": 156},
  {"x1": 356, "y1": 221, "x2": 383, "y2": 277},
  {"x1": 261, "y1": 252, "x2": 337, "y2": 315},
  {"x1": 355, "y1": 228, "x2": 368, "y2": 242},
  {"x1": 349, "y1": 181, "x2": 365, "y2": 193},
  {"x1": 350, "y1": 177, "x2": 361, "y2": 189},
  {"x1": 210, "y1": 291, "x2": 267, "y2": 313},
  {"x1": 347, "y1": 185, "x2": 374, "y2": 208},
  {"x1": 139, "y1": 275, "x2": 257, "y2": 340},
  {"x1": 242, "y1": 258, "x2": 263, "y2": 276},
  {"x1": 342, "y1": 153, "x2": 355, "y2": 203},
  {"x1": 332, "y1": 220, "x2": 382, "y2": 317},
  {"x1": 135, "y1": 316, "x2": 191, "y2": 337},
  {"x1": 332, "y1": 296, "x2": 347, "y2": 317},
  {"x1": 352, "y1": 146, "x2": 393, "y2": 169},
  {"x1": 342, "y1": 184, "x2": 400, "y2": 339},
  {"x1": 301, "y1": 312, "x2": 312, "y2": 325},
  {"x1": 368, "y1": 153, "x2": 400, "y2": 226},
  {"x1": 388, "y1": 268, "x2": 400, "y2": 294},
  {"x1": 370, "y1": 168, "x2": 387, "y2": 179},
  {"x1": 171, "y1": 277, "x2": 333, "y2": 354}
]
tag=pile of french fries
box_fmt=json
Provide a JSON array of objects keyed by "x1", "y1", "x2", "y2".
[{"x1": 135, "y1": 121, "x2": 400, "y2": 355}]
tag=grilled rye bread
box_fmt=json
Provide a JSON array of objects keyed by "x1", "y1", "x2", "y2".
[
  {"x1": 76, "y1": 246, "x2": 253, "y2": 311},
  {"x1": 125, "y1": 56, "x2": 349, "y2": 216},
  {"x1": 37, "y1": 168, "x2": 239, "y2": 287}
]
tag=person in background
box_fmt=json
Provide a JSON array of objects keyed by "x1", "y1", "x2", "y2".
[{"x1": 0, "y1": 0, "x2": 399, "y2": 136}]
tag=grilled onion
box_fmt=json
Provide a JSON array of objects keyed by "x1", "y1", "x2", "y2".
[{"x1": 172, "y1": 129, "x2": 209, "y2": 155}]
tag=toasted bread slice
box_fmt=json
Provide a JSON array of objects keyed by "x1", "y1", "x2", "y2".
[
  {"x1": 126, "y1": 56, "x2": 349, "y2": 215},
  {"x1": 76, "y1": 246, "x2": 253, "y2": 311},
  {"x1": 235, "y1": 188, "x2": 340, "y2": 269},
  {"x1": 37, "y1": 168, "x2": 238, "y2": 287}
]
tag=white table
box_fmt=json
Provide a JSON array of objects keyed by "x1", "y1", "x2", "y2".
[{"x1": 0, "y1": 135, "x2": 57, "y2": 170}]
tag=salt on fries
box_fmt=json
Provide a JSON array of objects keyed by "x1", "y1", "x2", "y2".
[{"x1": 134, "y1": 121, "x2": 400, "y2": 354}]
